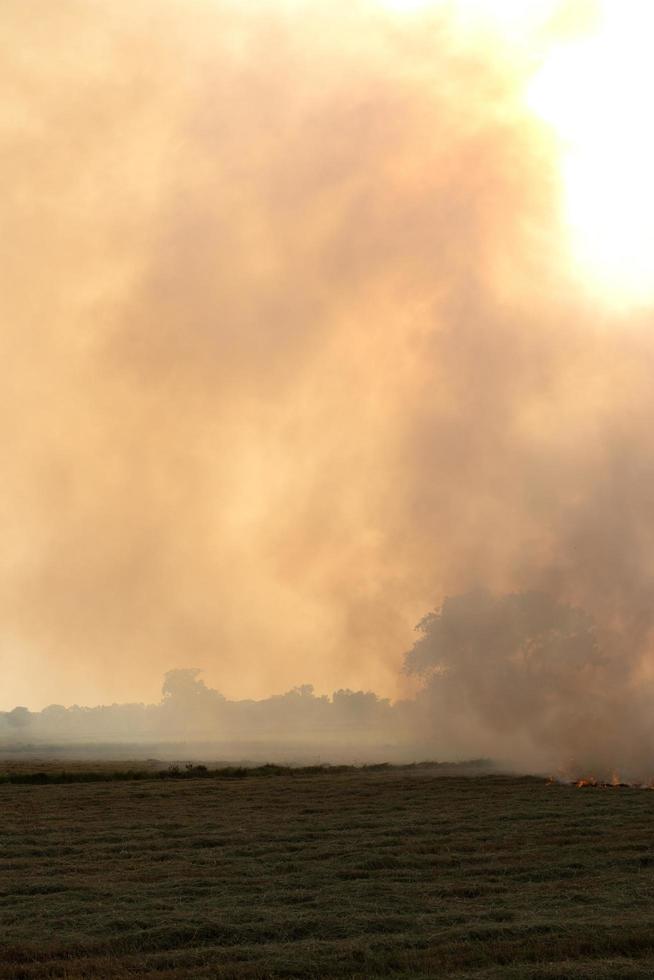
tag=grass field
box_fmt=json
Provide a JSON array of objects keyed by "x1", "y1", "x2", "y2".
[{"x1": 3, "y1": 765, "x2": 654, "y2": 979}]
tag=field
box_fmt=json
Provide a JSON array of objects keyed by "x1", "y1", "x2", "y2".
[{"x1": 3, "y1": 764, "x2": 654, "y2": 979}]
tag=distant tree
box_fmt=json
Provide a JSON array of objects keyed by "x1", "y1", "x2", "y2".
[
  {"x1": 332, "y1": 689, "x2": 389, "y2": 726},
  {"x1": 291, "y1": 684, "x2": 315, "y2": 698},
  {"x1": 159, "y1": 669, "x2": 225, "y2": 735},
  {"x1": 6, "y1": 706, "x2": 31, "y2": 729},
  {"x1": 162, "y1": 668, "x2": 224, "y2": 702},
  {"x1": 41, "y1": 704, "x2": 67, "y2": 719}
]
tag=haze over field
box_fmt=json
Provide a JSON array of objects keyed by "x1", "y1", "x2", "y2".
[{"x1": 3, "y1": 1, "x2": 654, "y2": 777}]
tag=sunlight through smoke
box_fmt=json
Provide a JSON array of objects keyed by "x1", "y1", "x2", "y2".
[{"x1": 528, "y1": 0, "x2": 654, "y2": 307}]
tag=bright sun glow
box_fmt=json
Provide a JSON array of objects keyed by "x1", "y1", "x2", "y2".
[
  {"x1": 377, "y1": 0, "x2": 654, "y2": 308},
  {"x1": 377, "y1": 0, "x2": 552, "y2": 28},
  {"x1": 528, "y1": 0, "x2": 654, "y2": 306},
  {"x1": 376, "y1": 0, "x2": 431, "y2": 10}
]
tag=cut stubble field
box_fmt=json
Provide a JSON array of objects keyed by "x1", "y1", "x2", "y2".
[{"x1": 2, "y1": 766, "x2": 654, "y2": 979}]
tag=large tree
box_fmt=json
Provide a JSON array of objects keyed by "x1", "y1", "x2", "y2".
[{"x1": 403, "y1": 590, "x2": 606, "y2": 746}]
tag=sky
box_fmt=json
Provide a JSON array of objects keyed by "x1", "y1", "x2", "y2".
[{"x1": 3, "y1": 0, "x2": 654, "y2": 712}]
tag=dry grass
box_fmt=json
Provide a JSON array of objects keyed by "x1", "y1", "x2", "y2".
[{"x1": 2, "y1": 766, "x2": 654, "y2": 978}]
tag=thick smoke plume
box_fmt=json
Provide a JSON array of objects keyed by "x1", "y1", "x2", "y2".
[{"x1": 3, "y1": 1, "x2": 654, "y2": 776}]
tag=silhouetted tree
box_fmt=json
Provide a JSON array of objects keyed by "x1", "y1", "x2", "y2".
[
  {"x1": 162, "y1": 667, "x2": 224, "y2": 704},
  {"x1": 404, "y1": 589, "x2": 600, "y2": 680},
  {"x1": 6, "y1": 706, "x2": 31, "y2": 729}
]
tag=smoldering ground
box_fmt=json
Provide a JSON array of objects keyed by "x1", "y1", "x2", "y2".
[{"x1": 3, "y1": 1, "x2": 654, "y2": 778}]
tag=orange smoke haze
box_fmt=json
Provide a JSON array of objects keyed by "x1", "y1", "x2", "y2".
[{"x1": 2, "y1": 0, "x2": 654, "y2": 716}]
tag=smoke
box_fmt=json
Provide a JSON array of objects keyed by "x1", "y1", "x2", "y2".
[
  {"x1": 404, "y1": 590, "x2": 654, "y2": 779},
  {"x1": 3, "y1": 0, "x2": 654, "y2": 776},
  {"x1": 0, "y1": 669, "x2": 411, "y2": 765}
]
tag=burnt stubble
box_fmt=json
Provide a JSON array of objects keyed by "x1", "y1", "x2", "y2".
[{"x1": 3, "y1": 767, "x2": 654, "y2": 978}]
